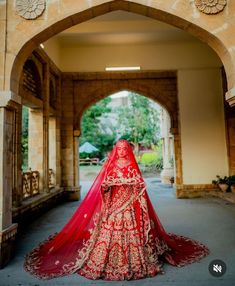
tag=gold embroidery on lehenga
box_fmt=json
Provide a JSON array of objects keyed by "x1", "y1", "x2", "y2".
[
  {"x1": 109, "y1": 244, "x2": 126, "y2": 268},
  {"x1": 77, "y1": 164, "x2": 170, "y2": 280},
  {"x1": 62, "y1": 212, "x2": 102, "y2": 274},
  {"x1": 89, "y1": 242, "x2": 107, "y2": 266},
  {"x1": 24, "y1": 143, "x2": 210, "y2": 281}
]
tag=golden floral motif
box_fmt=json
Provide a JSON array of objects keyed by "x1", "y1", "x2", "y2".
[
  {"x1": 89, "y1": 242, "x2": 107, "y2": 266},
  {"x1": 194, "y1": 0, "x2": 227, "y2": 14},
  {"x1": 77, "y1": 162, "x2": 170, "y2": 280},
  {"x1": 15, "y1": 0, "x2": 45, "y2": 19},
  {"x1": 24, "y1": 155, "x2": 210, "y2": 280},
  {"x1": 78, "y1": 203, "x2": 166, "y2": 280},
  {"x1": 104, "y1": 165, "x2": 143, "y2": 186},
  {"x1": 109, "y1": 244, "x2": 126, "y2": 268}
]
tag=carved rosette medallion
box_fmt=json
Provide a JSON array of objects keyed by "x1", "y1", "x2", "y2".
[
  {"x1": 194, "y1": 0, "x2": 227, "y2": 14},
  {"x1": 15, "y1": 0, "x2": 46, "y2": 20}
]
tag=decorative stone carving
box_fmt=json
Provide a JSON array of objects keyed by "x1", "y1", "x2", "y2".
[
  {"x1": 15, "y1": 0, "x2": 45, "y2": 20},
  {"x1": 194, "y1": 0, "x2": 227, "y2": 14},
  {"x1": 0, "y1": 223, "x2": 18, "y2": 268}
]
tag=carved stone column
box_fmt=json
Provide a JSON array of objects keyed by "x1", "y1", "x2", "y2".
[
  {"x1": 160, "y1": 109, "x2": 175, "y2": 184},
  {"x1": 42, "y1": 63, "x2": 49, "y2": 192},
  {"x1": 61, "y1": 78, "x2": 80, "y2": 200},
  {"x1": 173, "y1": 131, "x2": 183, "y2": 188},
  {"x1": 28, "y1": 109, "x2": 44, "y2": 191},
  {"x1": 12, "y1": 103, "x2": 23, "y2": 207},
  {"x1": 55, "y1": 78, "x2": 62, "y2": 187},
  {"x1": 49, "y1": 116, "x2": 56, "y2": 186},
  {"x1": 72, "y1": 130, "x2": 81, "y2": 200},
  {"x1": 28, "y1": 63, "x2": 49, "y2": 193},
  {"x1": 0, "y1": 91, "x2": 19, "y2": 268}
]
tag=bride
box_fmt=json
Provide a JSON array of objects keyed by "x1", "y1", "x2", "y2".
[{"x1": 24, "y1": 139, "x2": 209, "y2": 280}]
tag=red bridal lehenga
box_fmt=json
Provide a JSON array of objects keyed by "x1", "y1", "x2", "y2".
[{"x1": 24, "y1": 140, "x2": 209, "y2": 281}]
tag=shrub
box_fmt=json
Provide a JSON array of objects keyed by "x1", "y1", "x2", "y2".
[
  {"x1": 140, "y1": 152, "x2": 163, "y2": 170},
  {"x1": 212, "y1": 175, "x2": 228, "y2": 185}
]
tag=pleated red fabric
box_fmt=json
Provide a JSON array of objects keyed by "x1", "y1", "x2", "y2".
[{"x1": 24, "y1": 140, "x2": 209, "y2": 280}]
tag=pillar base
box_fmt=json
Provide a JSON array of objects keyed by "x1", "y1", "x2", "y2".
[
  {"x1": 175, "y1": 184, "x2": 219, "y2": 198},
  {"x1": 0, "y1": 223, "x2": 18, "y2": 268},
  {"x1": 160, "y1": 167, "x2": 174, "y2": 184},
  {"x1": 64, "y1": 186, "x2": 81, "y2": 201}
]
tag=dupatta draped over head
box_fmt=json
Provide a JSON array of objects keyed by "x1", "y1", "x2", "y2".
[{"x1": 24, "y1": 140, "x2": 209, "y2": 280}]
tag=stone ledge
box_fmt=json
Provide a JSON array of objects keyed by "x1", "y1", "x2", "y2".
[
  {"x1": 0, "y1": 91, "x2": 21, "y2": 107},
  {"x1": 62, "y1": 70, "x2": 177, "y2": 81},
  {"x1": 0, "y1": 223, "x2": 18, "y2": 269},
  {"x1": 12, "y1": 186, "x2": 63, "y2": 216},
  {"x1": 0, "y1": 224, "x2": 18, "y2": 244},
  {"x1": 176, "y1": 184, "x2": 235, "y2": 203},
  {"x1": 12, "y1": 186, "x2": 81, "y2": 230},
  {"x1": 12, "y1": 187, "x2": 66, "y2": 231}
]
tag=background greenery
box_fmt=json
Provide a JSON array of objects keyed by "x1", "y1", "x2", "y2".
[
  {"x1": 80, "y1": 92, "x2": 162, "y2": 163},
  {"x1": 21, "y1": 92, "x2": 163, "y2": 171},
  {"x1": 22, "y1": 106, "x2": 29, "y2": 171}
]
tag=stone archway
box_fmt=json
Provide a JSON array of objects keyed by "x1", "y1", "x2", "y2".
[
  {"x1": 8, "y1": 0, "x2": 235, "y2": 104},
  {"x1": 61, "y1": 70, "x2": 183, "y2": 187}
]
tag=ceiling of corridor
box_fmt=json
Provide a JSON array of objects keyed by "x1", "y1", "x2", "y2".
[{"x1": 55, "y1": 11, "x2": 198, "y2": 46}]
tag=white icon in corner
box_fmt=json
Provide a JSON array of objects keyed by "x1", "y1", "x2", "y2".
[{"x1": 213, "y1": 264, "x2": 222, "y2": 273}]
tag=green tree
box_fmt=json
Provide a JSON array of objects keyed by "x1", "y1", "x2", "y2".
[
  {"x1": 80, "y1": 97, "x2": 116, "y2": 158},
  {"x1": 80, "y1": 93, "x2": 161, "y2": 159},
  {"x1": 21, "y1": 106, "x2": 29, "y2": 171},
  {"x1": 117, "y1": 93, "x2": 160, "y2": 149}
]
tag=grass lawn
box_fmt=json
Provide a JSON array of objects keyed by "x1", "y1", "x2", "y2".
[
  {"x1": 79, "y1": 165, "x2": 102, "y2": 180},
  {"x1": 79, "y1": 165, "x2": 161, "y2": 181}
]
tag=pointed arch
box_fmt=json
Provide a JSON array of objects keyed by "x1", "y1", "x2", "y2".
[
  {"x1": 10, "y1": 0, "x2": 234, "y2": 95},
  {"x1": 68, "y1": 70, "x2": 183, "y2": 185}
]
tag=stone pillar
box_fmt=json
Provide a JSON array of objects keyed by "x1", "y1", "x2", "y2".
[
  {"x1": 173, "y1": 131, "x2": 183, "y2": 187},
  {"x1": 28, "y1": 64, "x2": 50, "y2": 192},
  {"x1": 74, "y1": 130, "x2": 81, "y2": 185},
  {"x1": 222, "y1": 69, "x2": 235, "y2": 175},
  {"x1": 28, "y1": 109, "x2": 44, "y2": 191},
  {"x1": 55, "y1": 79, "x2": 61, "y2": 187},
  {"x1": 160, "y1": 108, "x2": 175, "y2": 184},
  {"x1": 68, "y1": 131, "x2": 80, "y2": 201},
  {"x1": 0, "y1": 91, "x2": 19, "y2": 267},
  {"x1": 61, "y1": 79, "x2": 80, "y2": 200},
  {"x1": 62, "y1": 133, "x2": 80, "y2": 201},
  {"x1": 42, "y1": 64, "x2": 49, "y2": 192},
  {"x1": 12, "y1": 104, "x2": 23, "y2": 207},
  {"x1": 49, "y1": 116, "x2": 56, "y2": 186}
]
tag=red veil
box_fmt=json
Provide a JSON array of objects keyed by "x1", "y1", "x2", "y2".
[{"x1": 24, "y1": 140, "x2": 209, "y2": 280}]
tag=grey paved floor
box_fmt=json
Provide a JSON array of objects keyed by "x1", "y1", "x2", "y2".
[{"x1": 1, "y1": 178, "x2": 235, "y2": 286}]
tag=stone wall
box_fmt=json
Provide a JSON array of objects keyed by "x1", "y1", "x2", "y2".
[{"x1": 0, "y1": 1, "x2": 234, "y2": 104}]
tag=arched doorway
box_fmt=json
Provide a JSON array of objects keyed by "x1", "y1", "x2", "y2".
[
  {"x1": 8, "y1": 1, "x2": 234, "y2": 95},
  {"x1": 78, "y1": 90, "x2": 175, "y2": 184},
  {"x1": 69, "y1": 71, "x2": 182, "y2": 190}
]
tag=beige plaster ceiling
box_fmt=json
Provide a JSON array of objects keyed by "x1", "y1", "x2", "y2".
[{"x1": 56, "y1": 11, "x2": 197, "y2": 46}]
